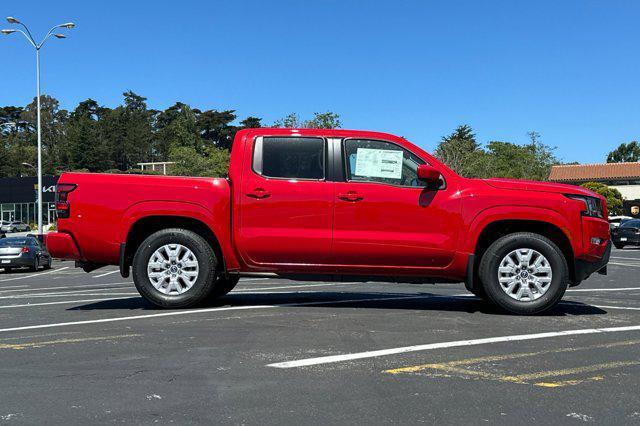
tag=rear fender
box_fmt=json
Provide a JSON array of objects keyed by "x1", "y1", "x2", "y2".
[{"x1": 120, "y1": 201, "x2": 239, "y2": 270}]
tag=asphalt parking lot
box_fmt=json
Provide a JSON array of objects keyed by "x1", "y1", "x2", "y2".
[{"x1": 0, "y1": 250, "x2": 639, "y2": 424}]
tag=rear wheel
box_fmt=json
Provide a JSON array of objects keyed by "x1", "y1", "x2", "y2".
[
  {"x1": 478, "y1": 232, "x2": 569, "y2": 315},
  {"x1": 132, "y1": 228, "x2": 221, "y2": 308},
  {"x1": 30, "y1": 258, "x2": 39, "y2": 272},
  {"x1": 43, "y1": 258, "x2": 52, "y2": 270}
]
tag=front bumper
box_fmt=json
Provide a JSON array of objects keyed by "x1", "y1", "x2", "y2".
[
  {"x1": 45, "y1": 232, "x2": 81, "y2": 260},
  {"x1": 612, "y1": 235, "x2": 640, "y2": 246},
  {"x1": 574, "y1": 239, "x2": 611, "y2": 284}
]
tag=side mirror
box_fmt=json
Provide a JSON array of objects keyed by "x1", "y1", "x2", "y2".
[{"x1": 417, "y1": 164, "x2": 441, "y2": 182}]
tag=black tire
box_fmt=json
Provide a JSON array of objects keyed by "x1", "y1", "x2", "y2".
[
  {"x1": 478, "y1": 232, "x2": 569, "y2": 315},
  {"x1": 132, "y1": 228, "x2": 219, "y2": 309},
  {"x1": 211, "y1": 275, "x2": 240, "y2": 299},
  {"x1": 30, "y1": 257, "x2": 39, "y2": 272},
  {"x1": 43, "y1": 258, "x2": 52, "y2": 270},
  {"x1": 11, "y1": 228, "x2": 16, "y2": 233},
  {"x1": 2, "y1": 267, "x2": 11, "y2": 272},
  {"x1": 614, "y1": 244, "x2": 624, "y2": 250}
]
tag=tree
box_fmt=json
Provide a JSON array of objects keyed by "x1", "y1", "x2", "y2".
[
  {"x1": 607, "y1": 141, "x2": 640, "y2": 163},
  {"x1": 62, "y1": 99, "x2": 114, "y2": 172},
  {"x1": 102, "y1": 91, "x2": 154, "y2": 171},
  {"x1": 273, "y1": 111, "x2": 341, "y2": 129},
  {"x1": 434, "y1": 125, "x2": 483, "y2": 177},
  {"x1": 169, "y1": 145, "x2": 230, "y2": 177},
  {"x1": 581, "y1": 182, "x2": 623, "y2": 215},
  {"x1": 197, "y1": 109, "x2": 237, "y2": 150},
  {"x1": 306, "y1": 112, "x2": 341, "y2": 129},
  {"x1": 20, "y1": 95, "x2": 68, "y2": 175},
  {"x1": 239, "y1": 116, "x2": 262, "y2": 128},
  {"x1": 481, "y1": 132, "x2": 558, "y2": 181},
  {"x1": 154, "y1": 102, "x2": 202, "y2": 159}
]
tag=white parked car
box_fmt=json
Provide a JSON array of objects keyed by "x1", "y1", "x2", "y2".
[{"x1": 0, "y1": 221, "x2": 31, "y2": 233}]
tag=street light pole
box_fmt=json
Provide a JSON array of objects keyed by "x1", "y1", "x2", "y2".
[
  {"x1": 36, "y1": 47, "x2": 42, "y2": 235},
  {"x1": 2, "y1": 16, "x2": 74, "y2": 235}
]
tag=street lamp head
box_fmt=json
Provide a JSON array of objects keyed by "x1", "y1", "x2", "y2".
[
  {"x1": 1, "y1": 29, "x2": 16, "y2": 35},
  {"x1": 6, "y1": 16, "x2": 20, "y2": 24},
  {"x1": 61, "y1": 22, "x2": 75, "y2": 29},
  {"x1": 54, "y1": 33, "x2": 66, "y2": 39}
]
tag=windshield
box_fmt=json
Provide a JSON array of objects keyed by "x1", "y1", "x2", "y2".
[
  {"x1": 0, "y1": 238, "x2": 34, "y2": 247},
  {"x1": 620, "y1": 219, "x2": 640, "y2": 228}
]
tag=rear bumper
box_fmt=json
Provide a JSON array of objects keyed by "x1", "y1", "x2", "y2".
[
  {"x1": 0, "y1": 254, "x2": 35, "y2": 268},
  {"x1": 574, "y1": 239, "x2": 611, "y2": 284},
  {"x1": 46, "y1": 232, "x2": 81, "y2": 260}
]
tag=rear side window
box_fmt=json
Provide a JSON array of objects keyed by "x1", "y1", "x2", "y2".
[{"x1": 253, "y1": 137, "x2": 325, "y2": 180}]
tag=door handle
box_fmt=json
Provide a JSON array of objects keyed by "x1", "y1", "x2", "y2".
[
  {"x1": 337, "y1": 191, "x2": 364, "y2": 202},
  {"x1": 246, "y1": 188, "x2": 271, "y2": 199}
]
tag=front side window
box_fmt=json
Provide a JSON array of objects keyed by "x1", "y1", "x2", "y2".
[
  {"x1": 254, "y1": 137, "x2": 325, "y2": 180},
  {"x1": 344, "y1": 139, "x2": 426, "y2": 187}
]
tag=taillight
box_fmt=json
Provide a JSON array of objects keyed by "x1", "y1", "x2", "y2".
[
  {"x1": 21, "y1": 246, "x2": 30, "y2": 253},
  {"x1": 55, "y1": 183, "x2": 77, "y2": 219}
]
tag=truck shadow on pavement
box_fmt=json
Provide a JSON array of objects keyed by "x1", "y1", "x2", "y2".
[{"x1": 68, "y1": 291, "x2": 608, "y2": 317}]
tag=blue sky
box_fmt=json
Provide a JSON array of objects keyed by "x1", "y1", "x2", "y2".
[{"x1": 1, "y1": 0, "x2": 639, "y2": 164}]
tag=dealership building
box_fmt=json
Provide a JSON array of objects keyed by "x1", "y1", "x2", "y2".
[
  {"x1": 549, "y1": 162, "x2": 640, "y2": 218},
  {"x1": 0, "y1": 176, "x2": 59, "y2": 225}
]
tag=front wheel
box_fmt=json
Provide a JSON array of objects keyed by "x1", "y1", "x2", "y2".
[
  {"x1": 614, "y1": 244, "x2": 625, "y2": 250},
  {"x1": 478, "y1": 232, "x2": 569, "y2": 315},
  {"x1": 132, "y1": 228, "x2": 219, "y2": 309}
]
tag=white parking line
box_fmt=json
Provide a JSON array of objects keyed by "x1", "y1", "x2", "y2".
[
  {"x1": 611, "y1": 256, "x2": 640, "y2": 261},
  {"x1": 0, "y1": 282, "x2": 131, "y2": 294},
  {"x1": 567, "y1": 287, "x2": 640, "y2": 292},
  {"x1": 266, "y1": 324, "x2": 640, "y2": 369},
  {"x1": 591, "y1": 305, "x2": 640, "y2": 311},
  {"x1": 0, "y1": 294, "x2": 429, "y2": 334},
  {"x1": 93, "y1": 270, "x2": 120, "y2": 278},
  {"x1": 609, "y1": 262, "x2": 640, "y2": 268},
  {"x1": 235, "y1": 282, "x2": 359, "y2": 292},
  {"x1": 0, "y1": 292, "x2": 139, "y2": 300},
  {"x1": 0, "y1": 297, "x2": 137, "y2": 309},
  {"x1": 0, "y1": 267, "x2": 69, "y2": 283},
  {"x1": 0, "y1": 285, "x2": 28, "y2": 290}
]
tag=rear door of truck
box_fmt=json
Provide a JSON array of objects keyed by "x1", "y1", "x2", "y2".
[{"x1": 236, "y1": 135, "x2": 334, "y2": 267}]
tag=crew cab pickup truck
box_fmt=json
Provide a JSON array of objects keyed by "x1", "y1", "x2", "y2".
[{"x1": 46, "y1": 128, "x2": 611, "y2": 314}]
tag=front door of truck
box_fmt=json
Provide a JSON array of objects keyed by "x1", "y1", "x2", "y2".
[
  {"x1": 237, "y1": 136, "x2": 334, "y2": 268},
  {"x1": 331, "y1": 138, "x2": 460, "y2": 272}
]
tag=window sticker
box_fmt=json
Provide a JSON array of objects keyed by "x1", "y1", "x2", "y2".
[{"x1": 354, "y1": 148, "x2": 403, "y2": 179}]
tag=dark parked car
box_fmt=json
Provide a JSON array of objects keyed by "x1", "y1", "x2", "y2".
[
  {"x1": 0, "y1": 221, "x2": 31, "y2": 233},
  {"x1": 0, "y1": 236, "x2": 52, "y2": 272},
  {"x1": 611, "y1": 219, "x2": 640, "y2": 249}
]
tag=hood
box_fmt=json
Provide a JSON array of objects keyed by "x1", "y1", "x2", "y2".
[{"x1": 481, "y1": 177, "x2": 599, "y2": 197}]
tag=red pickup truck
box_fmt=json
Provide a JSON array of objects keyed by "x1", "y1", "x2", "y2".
[{"x1": 47, "y1": 128, "x2": 611, "y2": 314}]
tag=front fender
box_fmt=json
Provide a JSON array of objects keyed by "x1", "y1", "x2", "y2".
[{"x1": 463, "y1": 205, "x2": 579, "y2": 255}]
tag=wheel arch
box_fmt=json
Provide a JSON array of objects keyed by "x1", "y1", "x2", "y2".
[
  {"x1": 472, "y1": 219, "x2": 576, "y2": 284},
  {"x1": 123, "y1": 215, "x2": 227, "y2": 278}
]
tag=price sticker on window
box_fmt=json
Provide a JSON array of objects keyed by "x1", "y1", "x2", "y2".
[{"x1": 354, "y1": 148, "x2": 403, "y2": 179}]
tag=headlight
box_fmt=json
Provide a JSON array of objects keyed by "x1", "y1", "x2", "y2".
[{"x1": 565, "y1": 195, "x2": 604, "y2": 218}]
